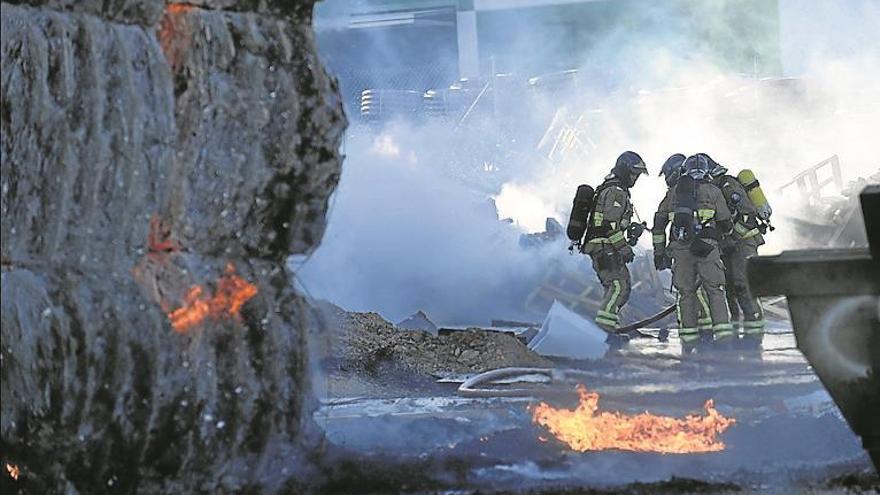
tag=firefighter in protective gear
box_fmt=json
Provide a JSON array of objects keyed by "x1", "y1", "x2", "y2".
[
  {"x1": 655, "y1": 154, "x2": 685, "y2": 271},
  {"x1": 710, "y1": 161, "x2": 766, "y2": 347},
  {"x1": 582, "y1": 151, "x2": 648, "y2": 333},
  {"x1": 652, "y1": 154, "x2": 734, "y2": 350},
  {"x1": 656, "y1": 154, "x2": 713, "y2": 337}
]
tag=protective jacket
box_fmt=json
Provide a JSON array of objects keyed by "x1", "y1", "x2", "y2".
[{"x1": 583, "y1": 178, "x2": 632, "y2": 255}]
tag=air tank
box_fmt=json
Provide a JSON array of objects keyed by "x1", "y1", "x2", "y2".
[{"x1": 738, "y1": 169, "x2": 773, "y2": 220}]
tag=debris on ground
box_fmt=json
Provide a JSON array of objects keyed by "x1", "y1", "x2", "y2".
[
  {"x1": 522, "y1": 246, "x2": 673, "y2": 324},
  {"x1": 313, "y1": 301, "x2": 553, "y2": 390},
  {"x1": 528, "y1": 301, "x2": 609, "y2": 359},
  {"x1": 492, "y1": 319, "x2": 542, "y2": 329},
  {"x1": 519, "y1": 218, "x2": 566, "y2": 248},
  {"x1": 397, "y1": 310, "x2": 439, "y2": 335},
  {"x1": 778, "y1": 155, "x2": 879, "y2": 248}
]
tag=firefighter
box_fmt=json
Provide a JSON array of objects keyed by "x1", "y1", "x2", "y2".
[
  {"x1": 654, "y1": 153, "x2": 686, "y2": 271},
  {"x1": 709, "y1": 160, "x2": 766, "y2": 348},
  {"x1": 582, "y1": 151, "x2": 648, "y2": 334},
  {"x1": 699, "y1": 154, "x2": 740, "y2": 326},
  {"x1": 652, "y1": 154, "x2": 734, "y2": 351},
  {"x1": 656, "y1": 154, "x2": 714, "y2": 341}
]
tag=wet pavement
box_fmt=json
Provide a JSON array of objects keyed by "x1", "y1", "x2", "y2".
[{"x1": 313, "y1": 325, "x2": 875, "y2": 492}]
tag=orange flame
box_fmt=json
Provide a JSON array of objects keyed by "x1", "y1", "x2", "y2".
[
  {"x1": 166, "y1": 3, "x2": 194, "y2": 15},
  {"x1": 168, "y1": 264, "x2": 258, "y2": 333},
  {"x1": 158, "y1": 3, "x2": 196, "y2": 72},
  {"x1": 5, "y1": 463, "x2": 19, "y2": 480},
  {"x1": 531, "y1": 385, "x2": 735, "y2": 454}
]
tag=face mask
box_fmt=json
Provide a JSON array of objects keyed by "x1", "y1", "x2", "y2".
[{"x1": 629, "y1": 174, "x2": 639, "y2": 187}]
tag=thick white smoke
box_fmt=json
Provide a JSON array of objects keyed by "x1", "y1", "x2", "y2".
[
  {"x1": 293, "y1": 123, "x2": 572, "y2": 325},
  {"x1": 300, "y1": 0, "x2": 880, "y2": 325}
]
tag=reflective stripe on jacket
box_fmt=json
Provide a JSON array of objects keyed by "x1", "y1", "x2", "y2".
[{"x1": 585, "y1": 181, "x2": 632, "y2": 252}]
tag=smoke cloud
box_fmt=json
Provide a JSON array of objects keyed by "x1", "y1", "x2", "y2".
[
  {"x1": 299, "y1": 0, "x2": 880, "y2": 325},
  {"x1": 293, "y1": 123, "x2": 571, "y2": 325}
]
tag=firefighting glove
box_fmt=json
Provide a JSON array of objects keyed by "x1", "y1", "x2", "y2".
[
  {"x1": 654, "y1": 252, "x2": 670, "y2": 271},
  {"x1": 626, "y1": 221, "x2": 647, "y2": 246}
]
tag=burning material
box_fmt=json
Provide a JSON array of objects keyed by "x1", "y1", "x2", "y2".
[
  {"x1": 531, "y1": 385, "x2": 735, "y2": 454},
  {"x1": 158, "y1": 3, "x2": 196, "y2": 72},
  {"x1": 5, "y1": 463, "x2": 19, "y2": 480},
  {"x1": 168, "y1": 263, "x2": 258, "y2": 333},
  {"x1": 147, "y1": 215, "x2": 180, "y2": 257}
]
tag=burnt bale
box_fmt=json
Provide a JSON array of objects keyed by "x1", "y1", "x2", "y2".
[
  {"x1": 3, "y1": 0, "x2": 165, "y2": 26},
  {"x1": 1, "y1": 265, "x2": 317, "y2": 493},
  {"x1": 161, "y1": 4, "x2": 344, "y2": 260},
  {"x1": 1, "y1": 2, "x2": 175, "y2": 268},
  {"x1": 1, "y1": 0, "x2": 345, "y2": 493}
]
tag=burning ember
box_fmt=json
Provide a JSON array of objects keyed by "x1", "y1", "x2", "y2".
[
  {"x1": 147, "y1": 214, "x2": 180, "y2": 255},
  {"x1": 168, "y1": 263, "x2": 258, "y2": 333},
  {"x1": 531, "y1": 385, "x2": 735, "y2": 454},
  {"x1": 6, "y1": 463, "x2": 19, "y2": 480}
]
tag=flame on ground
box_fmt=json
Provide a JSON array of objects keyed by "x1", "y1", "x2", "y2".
[
  {"x1": 168, "y1": 263, "x2": 258, "y2": 333},
  {"x1": 530, "y1": 385, "x2": 735, "y2": 454},
  {"x1": 6, "y1": 463, "x2": 19, "y2": 480}
]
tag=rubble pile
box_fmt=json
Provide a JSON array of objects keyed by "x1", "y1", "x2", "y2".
[
  {"x1": 803, "y1": 173, "x2": 880, "y2": 247},
  {"x1": 396, "y1": 310, "x2": 439, "y2": 335},
  {"x1": 1, "y1": 0, "x2": 344, "y2": 492},
  {"x1": 315, "y1": 303, "x2": 551, "y2": 382},
  {"x1": 778, "y1": 156, "x2": 880, "y2": 248}
]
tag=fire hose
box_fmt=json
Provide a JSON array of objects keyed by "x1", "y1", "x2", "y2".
[
  {"x1": 456, "y1": 304, "x2": 678, "y2": 397},
  {"x1": 457, "y1": 367, "x2": 592, "y2": 398},
  {"x1": 614, "y1": 303, "x2": 676, "y2": 338}
]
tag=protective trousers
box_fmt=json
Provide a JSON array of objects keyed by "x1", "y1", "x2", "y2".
[
  {"x1": 722, "y1": 242, "x2": 764, "y2": 340},
  {"x1": 680, "y1": 288, "x2": 712, "y2": 339},
  {"x1": 671, "y1": 244, "x2": 732, "y2": 344},
  {"x1": 589, "y1": 253, "x2": 631, "y2": 331},
  {"x1": 696, "y1": 287, "x2": 713, "y2": 335}
]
